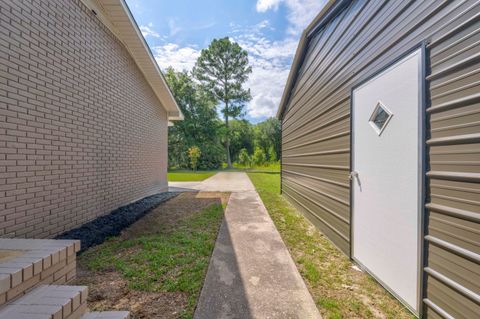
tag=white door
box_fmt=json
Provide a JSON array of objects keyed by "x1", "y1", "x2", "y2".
[{"x1": 352, "y1": 49, "x2": 423, "y2": 313}]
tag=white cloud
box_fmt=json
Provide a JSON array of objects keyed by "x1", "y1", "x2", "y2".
[
  {"x1": 139, "y1": 25, "x2": 160, "y2": 38},
  {"x1": 234, "y1": 34, "x2": 296, "y2": 119},
  {"x1": 142, "y1": 0, "x2": 327, "y2": 120},
  {"x1": 256, "y1": 0, "x2": 327, "y2": 35},
  {"x1": 152, "y1": 43, "x2": 201, "y2": 71},
  {"x1": 151, "y1": 35, "x2": 291, "y2": 120},
  {"x1": 246, "y1": 62, "x2": 291, "y2": 118},
  {"x1": 256, "y1": 0, "x2": 282, "y2": 12},
  {"x1": 147, "y1": 18, "x2": 291, "y2": 119},
  {"x1": 284, "y1": 0, "x2": 328, "y2": 35},
  {"x1": 239, "y1": 0, "x2": 328, "y2": 119},
  {"x1": 193, "y1": 21, "x2": 216, "y2": 30}
]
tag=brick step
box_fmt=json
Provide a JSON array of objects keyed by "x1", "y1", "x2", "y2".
[
  {"x1": 80, "y1": 311, "x2": 130, "y2": 319},
  {"x1": 0, "y1": 285, "x2": 87, "y2": 319},
  {"x1": 0, "y1": 239, "x2": 80, "y2": 305}
]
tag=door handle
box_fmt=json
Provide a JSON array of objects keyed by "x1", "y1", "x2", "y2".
[
  {"x1": 350, "y1": 171, "x2": 361, "y2": 190},
  {"x1": 349, "y1": 171, "x2": 359, "y2": 180}
]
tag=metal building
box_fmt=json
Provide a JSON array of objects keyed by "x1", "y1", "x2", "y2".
[{"x1": 277, "y1": 1, "x2": 480, "y2": 317}]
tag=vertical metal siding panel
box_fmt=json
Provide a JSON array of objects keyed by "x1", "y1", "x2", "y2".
[
  {"x1": 424, "y1": 1, "x2": 480, "y2": 316},
  {"x1": 280, "y1": 0, "x2": 480, "y2": 317}
]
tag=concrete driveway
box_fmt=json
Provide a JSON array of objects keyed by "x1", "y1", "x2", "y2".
[{"x1": 170, "y1": 172, "x2": 321, "y2": 319}]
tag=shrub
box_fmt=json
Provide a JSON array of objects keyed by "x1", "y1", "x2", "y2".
[
  {"x1": 252, "y1": 147, "x2": 266, "y2": 166},
  {"x1": 238, "y1": 148, "x2": 251, "y2": 167},
  {"x1": 188, "y1": 146, "x2": 201, "y2": 171},
  {"x1": 198, "y1": 143, "x2": 224, "y2": 170},
  {"x1": 268, "y1": 146, "x2": 277, "y2": 162}
]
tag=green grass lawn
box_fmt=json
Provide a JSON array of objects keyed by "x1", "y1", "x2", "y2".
[
  {"x1": 77, "y1": 194, "x2": 227, "y2": 318},
  {"x1": 232, "y1": 162, "x2": 280, "y2": 172},
  {"x1": 167, "y1": 171, "x2": 217, "y2": 181},
  {"x1": 168, "y1": 163, "x2": 280, "y2": 182},
  {"x1": 247, "y1": 172, "x2": 413, "y2": 319}
]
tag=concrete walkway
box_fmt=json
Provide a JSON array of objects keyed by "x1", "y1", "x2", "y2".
[
  {"x1": 170, "y1": 172, "x2": 321, "y2": 319},
  {"x1": 169, "y1": 172, "x2": 254, "y2": 192}
]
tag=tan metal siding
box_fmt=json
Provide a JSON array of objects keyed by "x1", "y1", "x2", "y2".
[
  {"x1": 280, "y1": 0, "x2": 480, "y2": 317},
  {"x1": 424, "y1": 3, "x2": 480, "y2": 316}
]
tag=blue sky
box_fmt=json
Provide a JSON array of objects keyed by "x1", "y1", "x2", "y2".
[{"x1": 125, "y1": 0, "x2": 327, "y2": 122}]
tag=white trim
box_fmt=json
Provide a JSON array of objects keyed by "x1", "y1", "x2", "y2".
[
  {"x1": 117, "y1": 0, "x2": 183, "y2": 120},
  {"x1": 78, "y1": 0, "x2": 183, "y2": 121}
]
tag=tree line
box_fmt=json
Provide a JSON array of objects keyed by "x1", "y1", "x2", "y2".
[{"x1": 165, "y1": 37, "x2": 281, "y2": 170}]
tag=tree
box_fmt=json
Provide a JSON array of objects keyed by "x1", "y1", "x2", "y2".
[
  {"x1": 253, "y1": 117, "x2": 281, "y2": 161},
  {"x1": 229, "y1": 119, "x2": 254, "y2": 162},
  {"x1": 164, "y1": 68, "x2": 224, "y2": 169},
  {"x1": 188, "y1": 146, "x2": 201, "y2": 171},
  {"x1": 193, "y1": 37, "x2": 252, "y2": 168}
]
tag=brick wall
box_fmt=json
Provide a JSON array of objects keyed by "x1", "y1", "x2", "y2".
[{"x1": 0, "y1": 0, "x2": 169, "y2": 238}]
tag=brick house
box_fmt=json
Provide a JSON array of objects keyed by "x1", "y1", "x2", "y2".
[{"x1": 0, "y1": 0, "x2": 182, "y2": 238}]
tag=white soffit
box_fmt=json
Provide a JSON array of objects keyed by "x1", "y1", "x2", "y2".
[{"x1": 79, "y1": 0, "x2": 183, "y2": 121}]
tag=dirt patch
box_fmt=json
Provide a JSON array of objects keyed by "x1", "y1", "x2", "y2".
[
  {"x1": 76, "y1": 270, "x2": 189, "y2": 319},
  {"x1": 75, "y1": 191, "x2": 230, "y2": 319}
]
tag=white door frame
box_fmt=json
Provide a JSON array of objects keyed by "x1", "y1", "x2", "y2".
[{"x1": 349, "y1": 44, "x2": 427, "y2": 317}]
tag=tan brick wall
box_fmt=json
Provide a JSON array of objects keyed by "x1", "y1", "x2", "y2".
[{"x1": 0, "y1": 0, "x2": 169, "y2": 238}]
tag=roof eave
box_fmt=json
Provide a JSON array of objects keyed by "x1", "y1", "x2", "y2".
[
  {"x1": 79, "y1": 0, "x2": 184, "y2": 121},
  {"x1": 276, "y1": 0, "x2": 345, "y2": 120}
]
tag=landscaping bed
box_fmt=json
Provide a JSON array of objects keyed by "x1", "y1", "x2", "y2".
[
  {"x1": 56, "y1": 192, "x2": 178, "y2": 252},
  {"x1": 74, "y1": 192, "x2": 229, "y2": 319},
  {"x1": 247, "y1": 172, "x2": 414, "y2": 319}
]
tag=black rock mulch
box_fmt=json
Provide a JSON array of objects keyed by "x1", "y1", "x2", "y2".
[{"x1": 56, "y1": 192, "x2": 178, "y2": 253}]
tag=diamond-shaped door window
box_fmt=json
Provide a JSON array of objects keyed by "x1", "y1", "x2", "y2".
[{"x1": 369, "y1": 102, "x2": 393, "y2": 135}]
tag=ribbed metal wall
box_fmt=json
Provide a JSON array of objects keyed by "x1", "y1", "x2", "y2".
[
  {"x1": 279, "y1": 0, "x2": 480, "y2": 317},
  {"x1": 423, "y1": 4, "x2": 480, "y2": 317}
]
